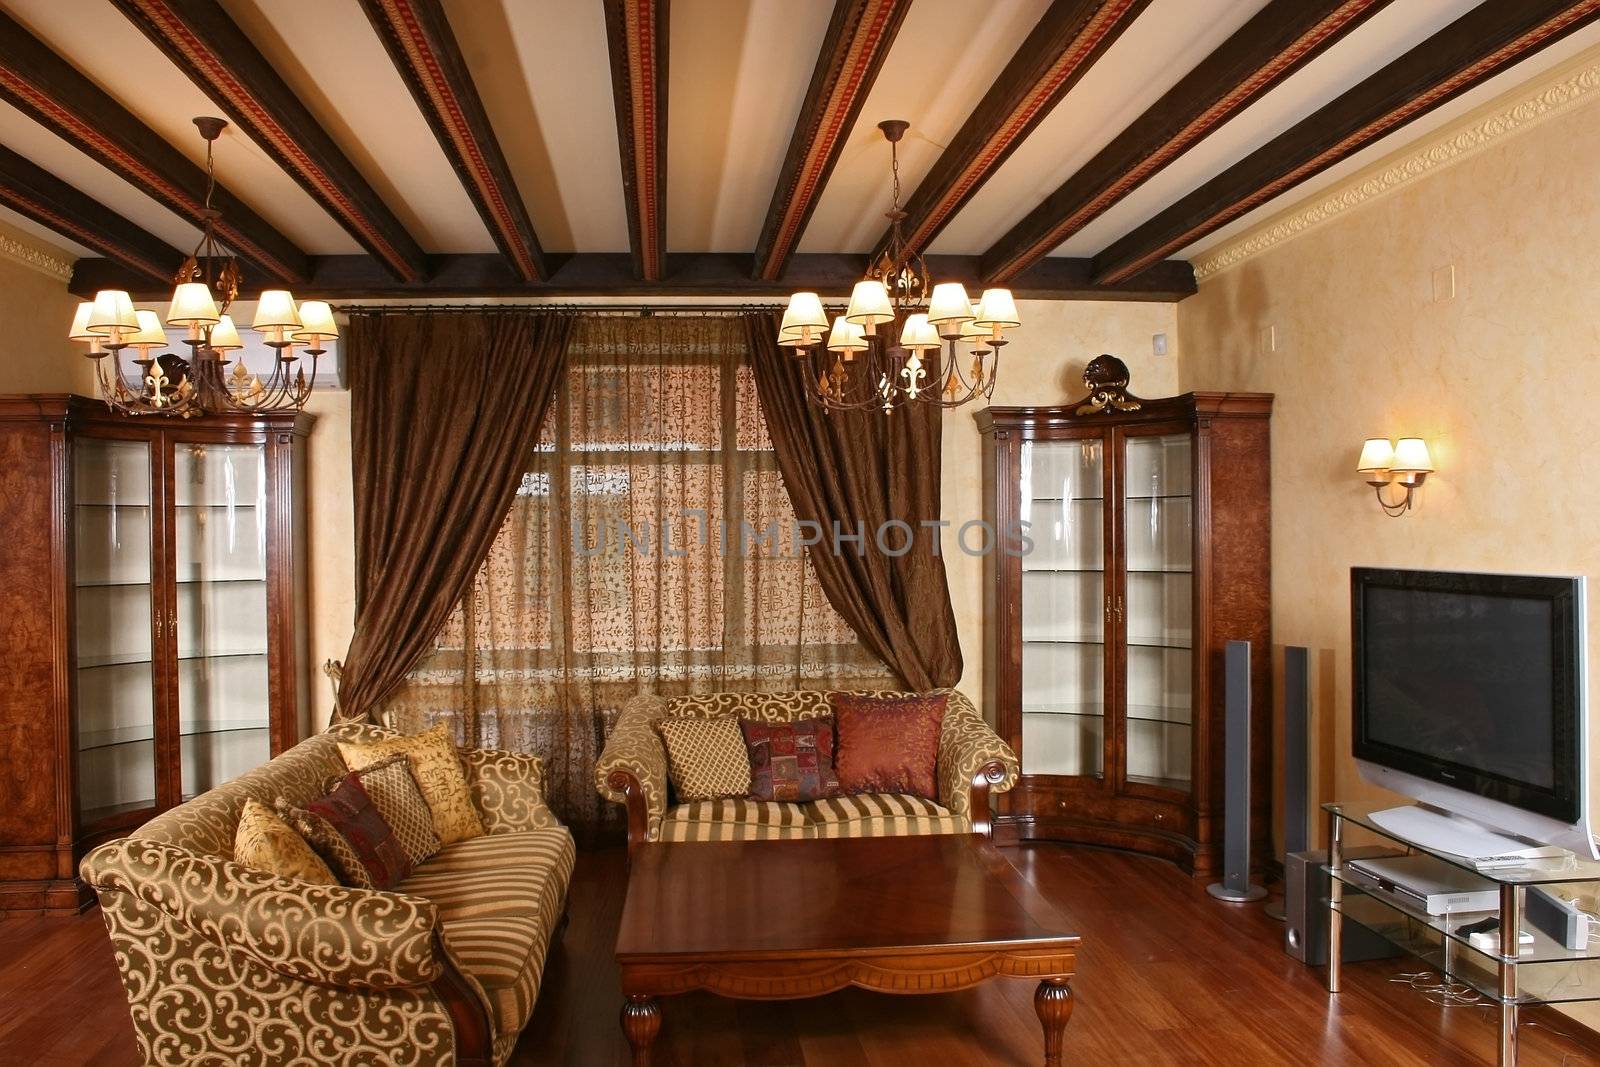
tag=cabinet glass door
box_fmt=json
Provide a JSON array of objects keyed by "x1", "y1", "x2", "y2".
[
  {"x1": 1122, "y1": 432, "x2": 1193, "y2": 792},
  {"x1": 74, "y1": 438, "x2": 158, "y2": 825},
  {"x1": 1019, "y1": 437, "x2": 1106, "y2": 778},
  {"x1": 171, "y1": 441, "x2": 271, "y2": 799}
]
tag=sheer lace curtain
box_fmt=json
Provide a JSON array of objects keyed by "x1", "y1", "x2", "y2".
[{"x1": 389, "y1": 314, "x2": 892, "y2": 834}]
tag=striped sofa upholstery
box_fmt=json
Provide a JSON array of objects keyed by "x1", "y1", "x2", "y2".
[
  {"x1": 597, "y1": 688, "x2": 1018, "y2": 849},
  {"x1": 81, "y1": 723, "x2": 574, "y2": 1067}
]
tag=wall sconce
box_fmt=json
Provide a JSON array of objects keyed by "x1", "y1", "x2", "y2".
[{"x1": 1357, "y1": 437, "x2": 1434, "y2": 517}]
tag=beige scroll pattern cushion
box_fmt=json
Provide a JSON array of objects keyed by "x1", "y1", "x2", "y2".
[
  {"x1": 339, "y1": 723, "x2": 485, "y2": 845},
  {"x1": 233, "y1": 798, "x2": 337, "y2": 885},
  {"x1": 657, "y1": 715, "x2": 752, "y2": 801},
  {"x1": 334, "y1": 754, "x2": 442, "y2": 867},
  {"x1": 459, "y1": 749, "x2": 560, "y2": 834}
]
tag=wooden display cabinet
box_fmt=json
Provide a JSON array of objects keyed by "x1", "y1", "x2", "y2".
[
  {"x1": 0, "y1": 395, "x2": 312, "y2": 913},
  {"x1": 976, "y1": 358, "x2": 1272, "y2": 876}
]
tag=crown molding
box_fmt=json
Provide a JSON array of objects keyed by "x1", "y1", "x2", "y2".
[
  {"x1": 1192, "y1": 44, "x2": 1600, "y2": 282},
  {"x1": 0, "y1": 225, "x2": 73, "y2": 283}
]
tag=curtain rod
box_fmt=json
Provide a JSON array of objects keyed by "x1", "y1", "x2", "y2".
[{"x1": 330, "y1": 302, "x2": 787, "y2": 315}]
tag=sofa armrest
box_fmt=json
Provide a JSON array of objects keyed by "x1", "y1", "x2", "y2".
[
  {"x1": 460, "y1": 748, "x2": 562, "y2": 834},
  {"x1": 595, "y1": 693, "x2": 670, "y2": 851},
  {"x1": 937, "y1": 690, "x2": 1020, "y2": 835},
  {"x1": 82, "y1": 838, "x2": 446, "y2": 991}
]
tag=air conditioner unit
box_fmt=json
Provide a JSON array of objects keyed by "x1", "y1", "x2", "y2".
[{"x1": 160, "y1": 327, "x2": 346, "y2": 391}]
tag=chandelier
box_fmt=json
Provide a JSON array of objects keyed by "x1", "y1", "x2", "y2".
[
  {"x1": 65, "y1": 117, "x2": 335, "y2": 418},
  {"x1": 778, "y1": 119, "x2": 1020, "y2": 413}
]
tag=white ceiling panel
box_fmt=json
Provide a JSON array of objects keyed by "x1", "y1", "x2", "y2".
[
  {"x1": 797, "y1": 0, "x2": 1053, "y2": 255},
  {"x1": 1, "y1": 0, "x2": 358, "y2": 255},
  {"x1": 930, "y1": 0, "x2": 1269, "y2": 255},
  {"x1": 221, "y1": 0, "x2": 489, "y2": 254},
  {"x1": 0, "y1": 202, "x2": 90, "y2": 258},
  {"x1": 1050, "y1": 0, "x2": 1487, "y2": 257},
  {"x1": 445, "y1": 0, "x2": 629, "y2": 253},
  {"x1": 1179, "y1": 18, "x2": 1600, "y2": 261},
  {"x1": 666, "y1": 0, "x2": 834, "y2": 252}
]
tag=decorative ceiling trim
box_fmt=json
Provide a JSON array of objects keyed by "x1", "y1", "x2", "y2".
[
  {"x1": 980, "y1": 0, "x2": 1389, "y2": 285},
  {"x1": 753, "y1": 0, "x2": 911, "y2": 281},
  {"x1": 880, "y1": 0, "x2": 1149, "y2": 264},
  {"x1": 1090, "y1": 0, "x2": 1600, "y2": 285},
  {"x1": 604, "y1": 0, "x2": 668, "y2": 282},
  {"x1": 360, "y1": 0, "x2": 548, "y2": 282},
  {"x1": 0, "y1": 8, "x2": 308, "y2": 284},
  {"x1": 1192, "y1": 47, "x2": 1600, "y2": 281},
  {"x1": 113, "y1": 0, "x2": 430, "y2": 283},
  {"x1": 0, "y1": 144, "x2": 183, "y2": 285},
  {"x1": 0, "y1": 227, "x2": 74, "y2": 283}
]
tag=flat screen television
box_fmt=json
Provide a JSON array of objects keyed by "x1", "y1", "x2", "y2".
[{"x1": 1352, "y1": 567, "x2": 1592, "y2": 855}]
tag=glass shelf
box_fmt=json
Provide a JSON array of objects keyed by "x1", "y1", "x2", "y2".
[
  {"x1": 1127, "y1": 772, "x2": 1191, "y2": 791},
  {"x1": 80, "y1": 798, "x2": 156, "y2": 826},
  {"x1": 79, "y1": 649, "x2": 268, "y2": 669},
  {"x1": 76, "y1": 576, "x2": 268, "y2": 589},
  {"x1": 1325, "y1": 802, "x2": 1600, "y2": 885},
  {"x1": 1024, "y1": 634, "x2": 1191, "y2": 649},
  {"x1": 78, "y1": 722, "x2": 269, "y2": 751},
  {"x1": 1023, "y1": 567, "x2": 1190, "y2": 574},
  {"x1": 1024, "y1": 702, "x2": 1191, "y2": 726}
]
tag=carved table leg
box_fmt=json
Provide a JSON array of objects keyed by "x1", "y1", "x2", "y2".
[
  {"x1": 1035, "y1": 979, "x2": 1074, "y2": 1067},
  {"x1": 621, "y1": 995, "x2": 660, "y2": 1067}
]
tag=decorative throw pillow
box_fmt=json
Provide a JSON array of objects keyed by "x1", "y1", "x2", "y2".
[
  {"x1": 233, "y1": 798, "x2": 337, "y2": 885},
  {"x1": 832, "y1": 692, "x2": 948, "y2": 800},
  {"x1": 277, "y1": 775, "x2": 412, "y2": 890},
  {"x1": 740, "y1": 717, "x2": 841, "y2": 802},
  {"x1": 339, "y1": 723, "x2": 485, "y2": 845},
  {"x1": 327, "y1": 754, "x2": 441, "y2": 868},
  {"x1": 657, "y1": 715, "x2": 753, "y2": 801}
]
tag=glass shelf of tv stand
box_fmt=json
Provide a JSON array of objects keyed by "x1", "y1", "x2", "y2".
[{"x1": 1324, "y1": 802, "x2": 1600, "y2": 885}]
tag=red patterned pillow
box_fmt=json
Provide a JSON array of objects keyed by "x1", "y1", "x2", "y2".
[
  {"x1": 306, "y1": 773, "x2": 413, "y2": 890},
  {"x1": 740, "y1": 717, "x2": 842, "y2": 802},
  {"x1": 832, "y1": 692, "x2": 948, "y2": 800}
]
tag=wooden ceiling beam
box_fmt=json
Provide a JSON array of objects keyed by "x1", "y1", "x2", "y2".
[
  {"x1": 981, "y1": 0, "x2": 1391, "y2": 285},
  {"x1": 752, "y1": 0, "x2": 911, "y2": 282},
  {"x1": 0, "y1": 145, "x2": 184, "y2": 286},
  {"x1": 0, "y1": 9, "x2": 307, "y2": 284},
  {"x1": 1090, "y1": 0, "x2": 1600, "y2": 285},
  {"x1": 359, "y1": 0, "x2": 548, "y2": 283},
  {"x1": 69, "y1": 251, "x2": 1196, "y2": 303},
  {"x1": 113, "y1": 0, "x2": 431, "y2": 284},
  {"x1": 604, "y1": 0, "x2": 669, "y2": 283},
  {"x1": 872, "y1": 0, "x2": 1148, "y2": 267}
]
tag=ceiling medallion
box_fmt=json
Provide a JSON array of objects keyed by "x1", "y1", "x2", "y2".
[
  {"x1": 66, "y1": 117, "x2": 335, "y2": 418},
  {"x1": 779, "y1": 119, "x2": 1020, "y2": 414}
]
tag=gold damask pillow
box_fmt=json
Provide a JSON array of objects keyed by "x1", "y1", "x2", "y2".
[
  {"x1": 327, "y1": 754, "x2": 441, "y2": 867},
  {"x1": 657, "y1": 715, "x2": 752, "y2": 801},
  {"x1": 339, "y1": 724, "x2": 485, "y2": 844},
  {"x1": 233, "y1": 798, "x2": 337, "y2": 885}
]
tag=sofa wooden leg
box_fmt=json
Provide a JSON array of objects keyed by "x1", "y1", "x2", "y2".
[{"x1": 621, "y1": 995, "x2": 660, "y2": 1066}]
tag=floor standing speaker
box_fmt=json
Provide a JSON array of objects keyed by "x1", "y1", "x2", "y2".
[
  {"x1": 1266, "y1": 646, "x2": 1310, "y2": 921},
  {"x1": 1208, "y1": 640, "x2": 1266, "y2": 902}
]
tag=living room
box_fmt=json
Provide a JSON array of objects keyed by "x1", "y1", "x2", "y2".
[{"x1": 3, "y1": 1, "x2": 1600, "y2": 1065}]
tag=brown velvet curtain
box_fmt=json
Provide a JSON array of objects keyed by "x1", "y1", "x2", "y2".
[
  {"x1": 333, "y1": 310, "x2": 573, "y2": 723},
  {"x1": 744, "y1": 310, "x2": 962, "y2": 690}
]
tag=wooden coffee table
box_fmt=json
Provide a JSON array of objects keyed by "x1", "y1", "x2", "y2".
[{"x1": 614, "y1": 834, "x2": 1080, "y2": 1066}]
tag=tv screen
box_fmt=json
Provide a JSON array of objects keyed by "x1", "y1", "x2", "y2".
[{"x1": 1352, "y1": 568, "x2": 1583, "y2": 824}]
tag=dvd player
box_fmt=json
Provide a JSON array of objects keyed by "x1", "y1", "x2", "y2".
[{"x1": 1345, "y1": 854, "x2": 1500, "y2": 916}]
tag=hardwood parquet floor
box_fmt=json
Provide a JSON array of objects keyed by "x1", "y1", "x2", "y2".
[{"x1": 3, "y1": 843, "x2": 1598, "y2": 1066}]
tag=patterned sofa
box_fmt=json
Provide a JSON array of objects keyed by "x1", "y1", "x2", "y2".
[
  {"x1": 596, "y1": 688, "x2": 1018, "y2": 849},
  {"x1": 80, "y1": 722, "x2": 574, "y2": 1067}
]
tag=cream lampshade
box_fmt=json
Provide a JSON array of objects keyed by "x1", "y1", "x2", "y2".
[
  {"x1": 845, "y1": 279, "x2": 893, "y2": 332},
  {"x1": 825, "y1": 315, "x2": 868, "y2": 358},
  {"x1": 899, "y1": 313, "x2": 940, "y2": 352},
  {"x1": 128, "y1": 310, "x2": 168, "y2": 352},
  {"x1": 973, "y1": 288, "x2": 1021, "y2": 331},
  {"x1": 167, "y1": 282, "x2": 221, "y2": 327},
  {"x1": 67, "y1": 302, "x2": 99, "y2": 344},
  {"x1": 87, "y1": 290, "x2": 139, "y2": 339},
  {"x1": 927, "y1": 282, "x2": 974, "y2": 336},
  {"x1": 959, "y1": 306, "x2": 991, "y2": 346},
  {"x1": 292, "y1": 301, "x2": 338, "y2": 345},
  {"x1": 779, "y1": 292, "x2": 828, "y2": 345},
  {"x1": 253, "y1": 290, "x2": 302, "y2": 331},
  {"x1": 1356, "y1": 438, "x2": 1395, "y2": 475},
  {"x1": 1391, "y1": 438, "x2": 1434, "y2": 474},
  {"x1": 208, "y1": 315, "x2": 244, "y2": 351}
]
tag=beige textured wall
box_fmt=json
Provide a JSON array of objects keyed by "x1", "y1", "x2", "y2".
[
  {"x1": 0, "y1": 233, "x2": 94, "y2": 395},
  {"x1": 302, "y1": 389, "x2": 356, "y2": 728},
  {"x1": 942, "y1": 299, "x2": 1179, "y2": 709},
  {"x1": 1176, "y1": 97, "x2": 1600, "y2": 870}
]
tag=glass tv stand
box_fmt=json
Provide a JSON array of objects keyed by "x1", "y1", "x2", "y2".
[{"x1": 1325, "y1": 803, "x2": 1600, "y2": 1066}]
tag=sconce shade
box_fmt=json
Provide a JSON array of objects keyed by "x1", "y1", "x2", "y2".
[
  {"x1": 87, "y1": 290, "x2": 139, "y2": 335},
  {"x1": 1392, "y1": 437, "x2": 1434, "y2": 473},
  {"x1": 67, "y1": 302, "x2": 98, "y2": 342},
  {"x1": 128, "y1": 309, "x2": 168, "y2": 349},
  {"x1": 293, "y1": 300, "x2": 338, "y2": 342},
  {"x1": 209, "y1": 315, "x2": 244, "y2": 351},
  {"x1": 1356, "y1": 438, "x2": 1395, "y2": 473},
  {"x1": 167, "y1": 282, "x2": 221, "y2": 327},
  {"x1": 780, "y1": 292, "x2": 827, "y2": 335},
  {"x1": 898, "y1": 313, "x2": 941, "y2": 351},
  {"x1": 845, "y1": 280, "x2": 893, "y2": 326},
  {"x1": 973, "y1": 288, "x2": 1021, "y2": 329},
  {"x1": 825, "y1": 315, "x2": 868, "y2": 354},
  {"x1": 927, "y1": 282, "x2": 974, "y2": 327},
  {"x1": 253, "y1": 290, "x2": 302, "y2": 331}
]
